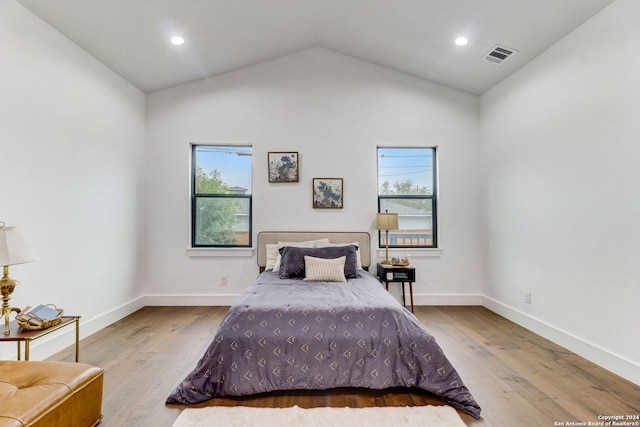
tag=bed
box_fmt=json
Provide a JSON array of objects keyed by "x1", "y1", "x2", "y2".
[{"x1": 166, "y1": 231, "x2": 481, "y2": 419}]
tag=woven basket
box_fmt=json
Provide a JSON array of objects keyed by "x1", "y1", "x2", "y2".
[{"x1": 16, "y1": 305, "x2": 64, "y2": 330}]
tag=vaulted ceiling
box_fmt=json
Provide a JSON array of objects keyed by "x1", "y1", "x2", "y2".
[{"x1": 17, "y1": 0, "x2": 616, "y2": 95}]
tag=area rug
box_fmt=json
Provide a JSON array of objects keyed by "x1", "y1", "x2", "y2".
[{"x1": 171, "y1": 404, "x2": 467, "y2": 427}]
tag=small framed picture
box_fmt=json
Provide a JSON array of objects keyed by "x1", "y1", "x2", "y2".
[
  {"x1": 313, "y1": 178, "x2": 343, "y2": 209},
  {"x1": 268, "y1": 152, "x2": 299, "y2": 183}
]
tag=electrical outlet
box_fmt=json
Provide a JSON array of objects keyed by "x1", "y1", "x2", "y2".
[
  {"x1": 220, "y1": 275, "x2": 228, "y2": 286},
  {"x1": 525, "y1": 291, "x2": 531, "y2": 304}
]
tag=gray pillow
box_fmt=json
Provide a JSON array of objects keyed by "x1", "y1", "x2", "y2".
[{"x1": 279, "y1": 245, "x2": 359, "y2": 279}]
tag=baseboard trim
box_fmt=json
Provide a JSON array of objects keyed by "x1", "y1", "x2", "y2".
[
  {"x1": 482, "y1": 296, "x2": 640, "y2": 386},
  {"x1": 143, "y1": 294, "x2": 239, "y2": 306},
  {"x1": 412, "y1": 293, "x2": 483, "y2": 306}
]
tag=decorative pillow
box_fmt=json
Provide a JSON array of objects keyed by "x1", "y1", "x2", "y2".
[
  {"x1": 279, "y1": 245, "x2": 359, "y2": 279},
  {"x1": 303, "y1": 256, "x2": 346, "y2": 282},
  {"x1": 269, "y1": 238, "x2": 330, "y2": 271},
  {"x1": 264, "y1": 244, "x2": 280, "y2": 270},
  {"x1": 316, "y1": 241, "x2": 362, "y2": 269}
]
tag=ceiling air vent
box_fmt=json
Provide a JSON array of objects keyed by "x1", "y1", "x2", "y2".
[{"x1": 483, "y1": 45, "x2": 517, "y2": 64}]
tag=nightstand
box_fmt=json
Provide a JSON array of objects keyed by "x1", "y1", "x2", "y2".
[
  {"x1": 1, "y1": 315, "x2": 81, "y2": 361},
  {"x1": 377, "y1": 263, "x2": 415, "y2": 312}
]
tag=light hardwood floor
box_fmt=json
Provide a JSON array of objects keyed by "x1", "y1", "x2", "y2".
[{"x1": 47, "y1": 306, "x2": 639, "y2": 427}]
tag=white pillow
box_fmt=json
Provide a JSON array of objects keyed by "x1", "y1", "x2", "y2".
[
  {"x1": 269, "y1": 239, "x2": 330, "y2": 271},
  {"x1": 264, "y1": 244, "x2": 280, "y2": 271},
  {"x1": 303, "y1": 256, "x2": 347, "y2": 283},
  {"x1": 316, "y1": 241, "x2": 362, "y2": 270}
]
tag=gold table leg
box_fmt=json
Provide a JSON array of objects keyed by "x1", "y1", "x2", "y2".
[{"x1": 75, "y1": 317, "x2": 79, "y2": 362}]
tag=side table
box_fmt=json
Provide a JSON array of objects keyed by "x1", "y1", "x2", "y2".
[
  {"x1": 0, "y1": 315, "x2": 80, "y2": 362},
  {"x1": 377, "y1": 263, "x2": 415, "y2": 312}
]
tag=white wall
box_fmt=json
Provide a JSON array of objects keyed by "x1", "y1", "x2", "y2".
[
  {"x1": 480, "y1": 0, "x2": 639, "y2": 384},
  {"x1": 0, "y1": 1, "x2": 146, "y2": 359},
  {"x1": 145, "y1": 47, "x2": 483, "y2": 305}
]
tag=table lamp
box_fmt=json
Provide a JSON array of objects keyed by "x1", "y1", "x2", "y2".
[
  {"x1": 0, "y1": 222, "x2": 37, "y2": 335},
  {"x1": 376, "y1": 211, "x2": 399, "y2": 266}
]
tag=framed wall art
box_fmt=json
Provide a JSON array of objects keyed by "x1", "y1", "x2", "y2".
[
  {"x1": 312, "y1": 178, "x2": 343, "y2": 209},
  {"x1": 268, "y1": 152, "x2": 299, "y2": 183}
]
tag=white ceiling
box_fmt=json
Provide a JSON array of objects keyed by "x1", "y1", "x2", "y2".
[{"x1": 17, "y1": 0, "x2": 616, "y2": 95}]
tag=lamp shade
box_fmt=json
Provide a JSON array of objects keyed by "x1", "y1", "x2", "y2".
[
  {"x1": 0, "y1": 223, "x2": 37, "y2": 266},
  {"x1": 376, "y1": 212, "x2": 399, "y2": 231}
]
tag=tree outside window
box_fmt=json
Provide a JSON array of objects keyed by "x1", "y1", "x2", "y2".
[{"x1": 191, "y1": 145, "x2": 252, "y2": 247}]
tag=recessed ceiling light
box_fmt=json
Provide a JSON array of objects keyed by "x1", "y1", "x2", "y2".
[
  {"x1": 171, "y1": 36, "x2": 185, "y2": 46},
  {"x1": 455, "y1": 37, "x2": 468, "y2": 46}
]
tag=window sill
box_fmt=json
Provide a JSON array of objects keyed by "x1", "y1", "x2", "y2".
[
  {"x1": 376, "y1": 248, "x2": 442, "y2": 259},
  {"x1": 187, "y1": 247, "x2": 254, "y2": 258}
]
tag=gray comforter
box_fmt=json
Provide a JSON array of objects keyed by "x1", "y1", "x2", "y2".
[{"x1": 166, "y1": 270, "x2": 481, "y2": 419}]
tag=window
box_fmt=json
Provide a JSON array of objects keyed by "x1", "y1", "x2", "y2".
[
  {"x1": 377, "y1": 147, "x2": 437, "y2": 248},
  {"x1": 191, "y1": 144, "x2": 252, "y2": 247}
]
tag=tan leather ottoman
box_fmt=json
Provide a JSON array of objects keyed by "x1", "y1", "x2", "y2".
[{"x1": 0, "y1": 360, "x2": 103, "y2": 427}]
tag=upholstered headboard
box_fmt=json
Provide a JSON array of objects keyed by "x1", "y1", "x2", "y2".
[{"x1": 257, "y1": 231, "x2": 371, "y2": 272}]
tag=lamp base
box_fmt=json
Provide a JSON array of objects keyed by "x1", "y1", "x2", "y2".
[{"x1": 1, "y1": 270, "x2": 21, "y2": 335}]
